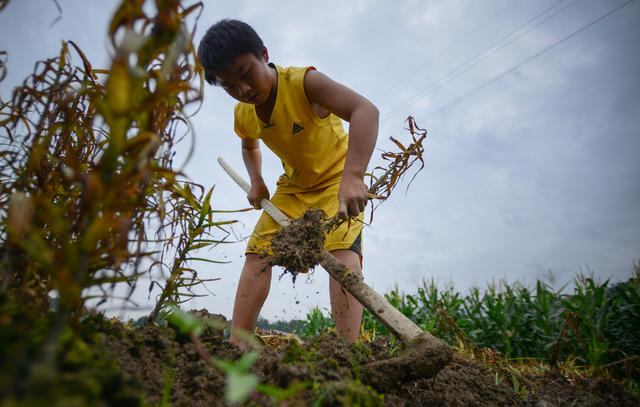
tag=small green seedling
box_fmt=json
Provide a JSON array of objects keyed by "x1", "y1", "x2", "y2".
[
  {"x1": 213, "y1": 352, "x2": 260, "y2": 404},
  {"x1": 166, "y1": 306, "x2": 204, "y2": 337}
]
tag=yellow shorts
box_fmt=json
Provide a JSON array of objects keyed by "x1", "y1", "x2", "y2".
[{"x1": 246, "y1": 181, "x2": 364, "y2": 256}]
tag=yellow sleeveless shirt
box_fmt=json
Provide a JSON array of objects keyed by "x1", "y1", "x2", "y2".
[{"x1": 234, "y1": 65, "x2": 349, "y2": 194}]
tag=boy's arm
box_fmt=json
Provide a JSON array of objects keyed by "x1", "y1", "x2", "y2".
[
  {"x1": 303, "y1": 69, "x2": 379, "y2": 219},
  {"x1": 241, "y1": 138, "x2": 270, "y2": 209}
]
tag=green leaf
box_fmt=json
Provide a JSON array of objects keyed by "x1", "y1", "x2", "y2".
[
  {"x1": 185, "y1": 257, "x2": 230, "y2": 264},
  {"x1": 199, "y1": 187, "x2": 213, "y2": 224},
  {"x1": 236, "y1": 352, "x2": 259, "y2": 371},
  {"x1": 166, "y1": 306, "x2": 203, "y2": 337},
  {"x1": 212, "y1": 359, "x2": 233, "y2": 372},
  {"x1": 226, "y1": 370, "x2": 258, "y2": 404},
  {"x1": 185, "y1": 242, "x2": 210, "y2": 251}
]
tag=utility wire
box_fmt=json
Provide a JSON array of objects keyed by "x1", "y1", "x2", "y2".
[
  {"x1": 420, "y1": 0, "x2": 636, "y2": 121},
  {"x1": 436, "y1": 0, "x2": 520, "y2": 59},
  {"x1": 381, "y1": 0, "x2": 573, "y2": 123},
  {"x1": 378, "y1": 0, "x2": 519, "y2": 100}
]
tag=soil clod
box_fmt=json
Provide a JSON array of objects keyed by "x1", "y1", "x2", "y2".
[{"x1": 268, "y1": 208, "x2": 326, "y2": 282}]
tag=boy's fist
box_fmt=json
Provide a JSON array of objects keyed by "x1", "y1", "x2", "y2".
[
  {"x1": 337, "y1": 174, "x2": 368, "y2": 219},
  {"x1": 247, "y1": 180, "x2": 270, "y2": 209}
]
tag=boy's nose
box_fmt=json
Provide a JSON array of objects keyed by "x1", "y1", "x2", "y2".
[{"x1": 237, "y1": 83, "x2": 251, "y2": 98}]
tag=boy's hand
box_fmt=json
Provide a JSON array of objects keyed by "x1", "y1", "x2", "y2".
[
  {"x1": 247, "y1": 180, "x2": 270, "y2": 210},
  {"x1": 337, "y1": 174, "x2": 368, "y2": 219}
]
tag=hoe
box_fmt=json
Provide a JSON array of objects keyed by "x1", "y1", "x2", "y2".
[{"x1": 218, "y1": 157, "x2": 452, "y2": 390}]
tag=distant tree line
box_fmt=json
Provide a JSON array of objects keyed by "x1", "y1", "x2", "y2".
[{"x1": 255, "y1": 317, "x2": 306, "y2": 334}]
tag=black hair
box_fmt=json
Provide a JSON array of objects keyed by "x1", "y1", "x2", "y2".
[{"x1": 197, "y1": 19, "x2": 264, "y2": 85}]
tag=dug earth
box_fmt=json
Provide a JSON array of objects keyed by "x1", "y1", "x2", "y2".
[{"x1": 49, "y1": 310, "x2": 640, "y2": 406}]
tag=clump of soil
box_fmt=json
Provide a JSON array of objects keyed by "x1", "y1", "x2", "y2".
[{"x1": 268, "y1": 208, "x2": 326, "y2": 282}]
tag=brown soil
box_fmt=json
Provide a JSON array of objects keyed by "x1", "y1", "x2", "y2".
[
  {"x1": 268, "y1": 208, "x2": 326, "y2": 282},
  {"x1": 91, "y1": 310, "x2": 639, "y2": 406}
]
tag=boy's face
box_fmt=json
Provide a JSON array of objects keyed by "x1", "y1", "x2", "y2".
[{"x1": 215, "y1": 48, "x2": 276, "y2": 106}]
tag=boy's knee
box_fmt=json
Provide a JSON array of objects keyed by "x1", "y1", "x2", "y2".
[
  {"x1": 244, "y1": 252, "x2": 264, "y2": 263},
  {"x1": 243, "y1": 253, "x2": 272, "y2": 273},
  {"x1": 329, "y1": 249, "x2": 362, "y2": 274}
]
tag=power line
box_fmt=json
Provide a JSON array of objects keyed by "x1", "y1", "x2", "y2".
[
  {"x1": 381, "y1": 0, "x2": 574, "y2": 123},
  {"x1": 420, "y1": 0, "x2": 636, "y2": 121},
  {"x1": 378, "y1": 0, "x2": 520, "y2": 100},
  {"x1": 435, "y1": 0, "x2": 520, "y2": 59}
]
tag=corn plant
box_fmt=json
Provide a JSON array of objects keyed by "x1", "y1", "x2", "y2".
[
  {"x1": 0, "y1": 0, "x2": 239, "y2": 319},
  {"x1": 0, "y1": 0, "x2": 238, "y2": 397},
  {"x1": 560, "y1": 271, "x2": 611, "y2": 367},
  {"x1": 148, "y1": 184, "x2": 237, "y2": 321},
  {"x1": 296, "y1": 306, "x2": 334, "y2": 339},
  {"x1": 604, "y1": 262, "x2": 640, "y2": 359}
]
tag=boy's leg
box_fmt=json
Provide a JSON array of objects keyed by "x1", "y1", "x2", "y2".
[
  {"x1": 329, "y1": 249, "x2": 363, "y2": 343},
  {"x1": 229, "y1": 253, "x2": 272, "y2": 348}
]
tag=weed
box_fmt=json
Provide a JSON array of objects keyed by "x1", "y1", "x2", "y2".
[
  {"x1": 625, "y1": 378, "x2": 640, "y2": 397},
  {"x1": 256, "y1": 380, "x2": 311, "y2": 404},
  {"x1": 493, "y1": 371, "x2": 503, "y2": 385},
  {"x1": 160, "y1": 363, "x2": 175, "y2": 407},
  {"x1": 365, "y1": 116, "x2": 427, "y2": 224},
  {"x1": 313, "y1": 379, "x2": 383, "y2": 407},
  {"x1": 283, "y1": 338, "x2": 305, "y2": 363},
  {"x1": 212, "y1": 352, "x2": 260, "y2": 404},
  {"x1": 388, "y1": 336, "x2": 400, "y2": 357}
]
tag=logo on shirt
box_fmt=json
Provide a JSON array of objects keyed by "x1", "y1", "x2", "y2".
[{"x1": 292, "y1": 122, "x2": 304, "y2": 135}]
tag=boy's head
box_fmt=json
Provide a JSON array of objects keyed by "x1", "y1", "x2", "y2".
[{"x1": 198, "y1": 19, "x2": 264, "y2": 86}]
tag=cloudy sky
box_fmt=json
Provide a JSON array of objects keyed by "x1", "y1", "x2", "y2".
[{"x1": 1, "y1": 0, "x2": 639, "y2": 322}]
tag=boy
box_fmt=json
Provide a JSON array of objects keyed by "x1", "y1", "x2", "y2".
[{"x1": 198, "y1": 19, "x2": 378, "y2": 347}]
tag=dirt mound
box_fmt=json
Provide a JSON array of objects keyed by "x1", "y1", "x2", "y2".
[
  {"x1": 4, "y1": 308, "x2": 637, "y2": 406},
  {"x1": 99, "y1": 310, "x2": 640, "y2": 406}
]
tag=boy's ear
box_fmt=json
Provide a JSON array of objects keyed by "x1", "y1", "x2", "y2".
[{"x1": 261, "y1": 47, "x2": 269, "y2": 63}]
